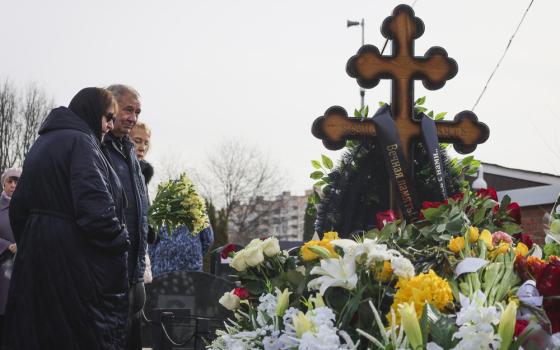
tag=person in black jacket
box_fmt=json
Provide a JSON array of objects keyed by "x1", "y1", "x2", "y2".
[
  {"x1": 105, "y1": 84, "x2": 149, "y2": 350},
  {"x1": 4, "y1": 87, "x2": 129, "y2": 349}
]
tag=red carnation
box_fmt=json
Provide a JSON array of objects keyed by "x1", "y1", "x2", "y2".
[
  {"x1": 507, "y1": 202, "x2": 522, "y2": 224},
  {"x1": 514, "y1": 319, "x2": 529, "y2": 336},
  {"x1": 221, "y1": 243, "x2": 237, "y2": 259},
  {"x1": 376, "y1": 210, "x2": 397, "y2": 230},
  {"x1": 233, "y1": 287, "x2": 250, "y2": 299},
  {"x1": 513, "y1": 233, "x2": 533, "y2": 249},
  {"x1": 477, "y1": 187, "x2": 498, "y2": 201}
]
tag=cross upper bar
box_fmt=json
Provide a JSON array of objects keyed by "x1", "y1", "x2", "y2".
[{"x1": 312, "y1": 106, "x2": 489, "y2": 153}]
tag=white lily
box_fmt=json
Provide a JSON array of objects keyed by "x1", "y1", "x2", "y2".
[{"x1": 307, "y1": 255, "x2": 358, "y2": 295}]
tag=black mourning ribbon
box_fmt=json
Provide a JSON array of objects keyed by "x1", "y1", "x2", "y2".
[
  {"x1": 371, "y1": 105, "x2": 448, "y2": 222},
  {"x1": 420, "y1": 113, "x2": 447, "y2": 201}
]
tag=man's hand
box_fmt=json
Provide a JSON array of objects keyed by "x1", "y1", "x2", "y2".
[{"x1": 8, "y1": 243, "x2": 16, "y2": 254}]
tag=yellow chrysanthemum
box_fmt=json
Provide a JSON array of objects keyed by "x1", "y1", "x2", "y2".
[
  {"x1": 388, "y1": 270, "x2": 453, "y2": 324},
  {"x1": 374, "y1": 260, "x2": 393, "y2": 282},
  {"x1": 323, "y1": 231, "x2": 339, "y2": 241},
  {"x1": 468, "y1": 226, "x2": 479, "y2": 243},
  {"x1": 448, "y1": 236, "x2": 465, "y2": 253},
  {"x1": 301, "y1": 239, "x2": 337, "y2": 261}
]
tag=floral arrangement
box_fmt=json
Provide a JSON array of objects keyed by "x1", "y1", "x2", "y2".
[
  {"x1": 210, "y1": 185, "x2": 560, "y2": 350},
  {"x1": 148, "y1": 173, "x2": 209, "y2": 236}
]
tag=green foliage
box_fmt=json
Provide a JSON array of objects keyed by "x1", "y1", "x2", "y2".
[{"x1": 543, "y1": 242, "x2": 560, "y2": 259}]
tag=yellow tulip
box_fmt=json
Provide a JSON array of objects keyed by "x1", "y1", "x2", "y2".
[
  {"x1": 515, "y1": 242, "x2": 529, "y2": 257},
  {"x1": 479, "y1": 229, "x2": 493, "y2": 249},
  {"x1": 448, "y1": 236, "x2": 465, "y2": 253},
  {"x1": 468, "y1": 226, "x2": 479, "y2": 243},
  {"x1": 495, "y1": 242, "x2": 510, "y2": 256}
]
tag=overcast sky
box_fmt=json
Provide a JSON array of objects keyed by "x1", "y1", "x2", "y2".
[{"x1": 1, "y1": 0, "x2": 558, "y2": 195}]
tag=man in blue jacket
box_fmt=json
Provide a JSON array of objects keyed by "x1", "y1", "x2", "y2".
[{"x1": 105, "y1": 84, "x2": 149, "y2": 350}]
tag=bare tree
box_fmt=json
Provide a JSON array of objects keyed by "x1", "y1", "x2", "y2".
[
  {"x1": 0, "y1": 80, "x2": 21, "y2": 172},
  {"x1": 19, "y1": 83, "x2": 52, "y2": 160},
  {"x1": 205, "y1": 139, "x2": 284, "y2": 244},
  {"x1": 0, "y1": 79, "x2": 53, "y2": 172}
]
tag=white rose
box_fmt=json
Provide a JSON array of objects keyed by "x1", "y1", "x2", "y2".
[
  {"x1": 246, "y1": 238, "x2": 263, "y2": 249},
  {"x1": 244, "y1": 245, "x2": 265, "y2": 267},
  {"x1": 219, "y1": 290, "x2": 240, "y2": 311},
  {"x1": 230, "y1": 250, "x2": 248, "y2": 272},
  {"x1": 261, "y1": 237, "x2": 281, "y2": 257}
]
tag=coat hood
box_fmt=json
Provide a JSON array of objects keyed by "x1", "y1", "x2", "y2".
[{"x1": 38, "y1": 107, "x2": 94, "y2": 137}]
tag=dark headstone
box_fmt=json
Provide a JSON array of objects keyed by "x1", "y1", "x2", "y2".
[{"x1": 142, "y1": 271, "x2": 235, "y2": 349}]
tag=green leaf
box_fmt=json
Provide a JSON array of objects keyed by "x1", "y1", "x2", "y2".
[
  {"x1": 435, "y1": 112, "x2": 448, "y2": 120},
  {"x1": 378, "y1": 101, "x2": 386, "y2": 107},
  {"x1": 415, "y1": 96, "x2": 426, "y2": 105},
  {"x1": 321, "y1": 154, "x2": 334, "y2": 170},
  {"x1": 354, "y1": 109, "x2": 361, "y2": 118},
  {"x1": 364, "y1": 105, "x2": 369, "y2": 118},
  {"x1": 428, "y1": 110, "x2": 434, "y2": 118},
  {"x1": 500, "y1": 195, "x2": 511, "y2": 210},
  {"x1": 415, "y1": 106, "x2": 428, "y2": 113},
  {"x1": 420, "y1": 304, "x2": 429, "y2": 349},
  {"x1": 310, "y1": 171, "x2": 323, "y2": 180},
  {"x1": 311, "y1": 160, "x2": 321, "y2": 169},
  {"x1": 501, "y1": 222, "x2": 522, "y2": 234},
  {"x1": 426, "y1": 304, "x2": 458, "y2": 350}
]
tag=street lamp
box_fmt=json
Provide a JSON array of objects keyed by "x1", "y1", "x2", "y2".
[{"x1": 347, "y1": 18, "x2": 365, "y2": 109}]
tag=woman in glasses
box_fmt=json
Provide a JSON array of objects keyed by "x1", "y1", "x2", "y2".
[{"x1": 5, "y1": 87, "x2": 129, "y2": 349}]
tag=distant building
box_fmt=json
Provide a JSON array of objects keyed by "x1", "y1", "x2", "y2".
[
  {"x1": 228, "y1": 190, "x2": 312, "y2": 244},
  {"x1": 470, "y1": 162, "x2": 560, "y2": 244}
]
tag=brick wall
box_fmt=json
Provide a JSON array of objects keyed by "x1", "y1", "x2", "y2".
[{"x1": 520, "y1": 204, "x2": 553, "y2": 245}]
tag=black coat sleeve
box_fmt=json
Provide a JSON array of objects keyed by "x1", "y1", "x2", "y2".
[{"x1": 70, "y1": 137, "x2": 129, "y2": 254}]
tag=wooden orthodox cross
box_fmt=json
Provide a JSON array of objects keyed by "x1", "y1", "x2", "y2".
[{"x1": 312, "y1": 4, "x2": 489, "y2": 221}]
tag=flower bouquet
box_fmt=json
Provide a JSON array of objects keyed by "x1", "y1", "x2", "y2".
[
  {"x1": 210, "y1": 184, "x2": 560, "y2": 350},
  {"x1": 148, "y1": 173, "x2": 209, "y2": 236}
]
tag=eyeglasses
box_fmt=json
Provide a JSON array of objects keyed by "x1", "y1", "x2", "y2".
[{"x1": 104, "y1": 113, "x2": 115, "y2": 123}]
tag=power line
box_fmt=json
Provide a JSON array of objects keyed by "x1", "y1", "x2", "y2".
[{"x1": 472, "y1": 0, "x2": 535, "y2": 111}]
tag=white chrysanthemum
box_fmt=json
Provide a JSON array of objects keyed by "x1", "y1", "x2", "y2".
[
  {"x1": 307, "y1": 307, "x2": 336, "y2": 328},
  {"x1": 390, "y1": 256, "x2": 415, "y2": 279},
  {"x1": 299, "y1": 324, "x2": 342, "y2": 350},
  {"x1": 257, "y1": 293, "x2": 278, "y2": 326}
]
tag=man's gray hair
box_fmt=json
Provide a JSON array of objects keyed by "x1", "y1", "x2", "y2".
[{"x1": 106, "y1": 84, "x2": 140, "y2": 101}]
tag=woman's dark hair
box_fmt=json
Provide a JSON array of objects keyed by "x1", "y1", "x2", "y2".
[{"x1": 68, "y1": 87, "x2": 116, "y2": 140}]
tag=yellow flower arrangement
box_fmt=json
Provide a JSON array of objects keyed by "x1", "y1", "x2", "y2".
[
  {"x1": 467, "y1": 226, "x2": 479, "y2": 243},
  {"x1": 389, "y1": 270, "x2": 453, "y2": 324},
  {"x1": 448, "y1": 236, "x2": 465, "y2": 253}
]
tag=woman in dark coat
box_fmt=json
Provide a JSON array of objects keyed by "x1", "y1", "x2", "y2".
[{"x1": 4, "y1": 88, "x2": 129, "y2": 350}]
